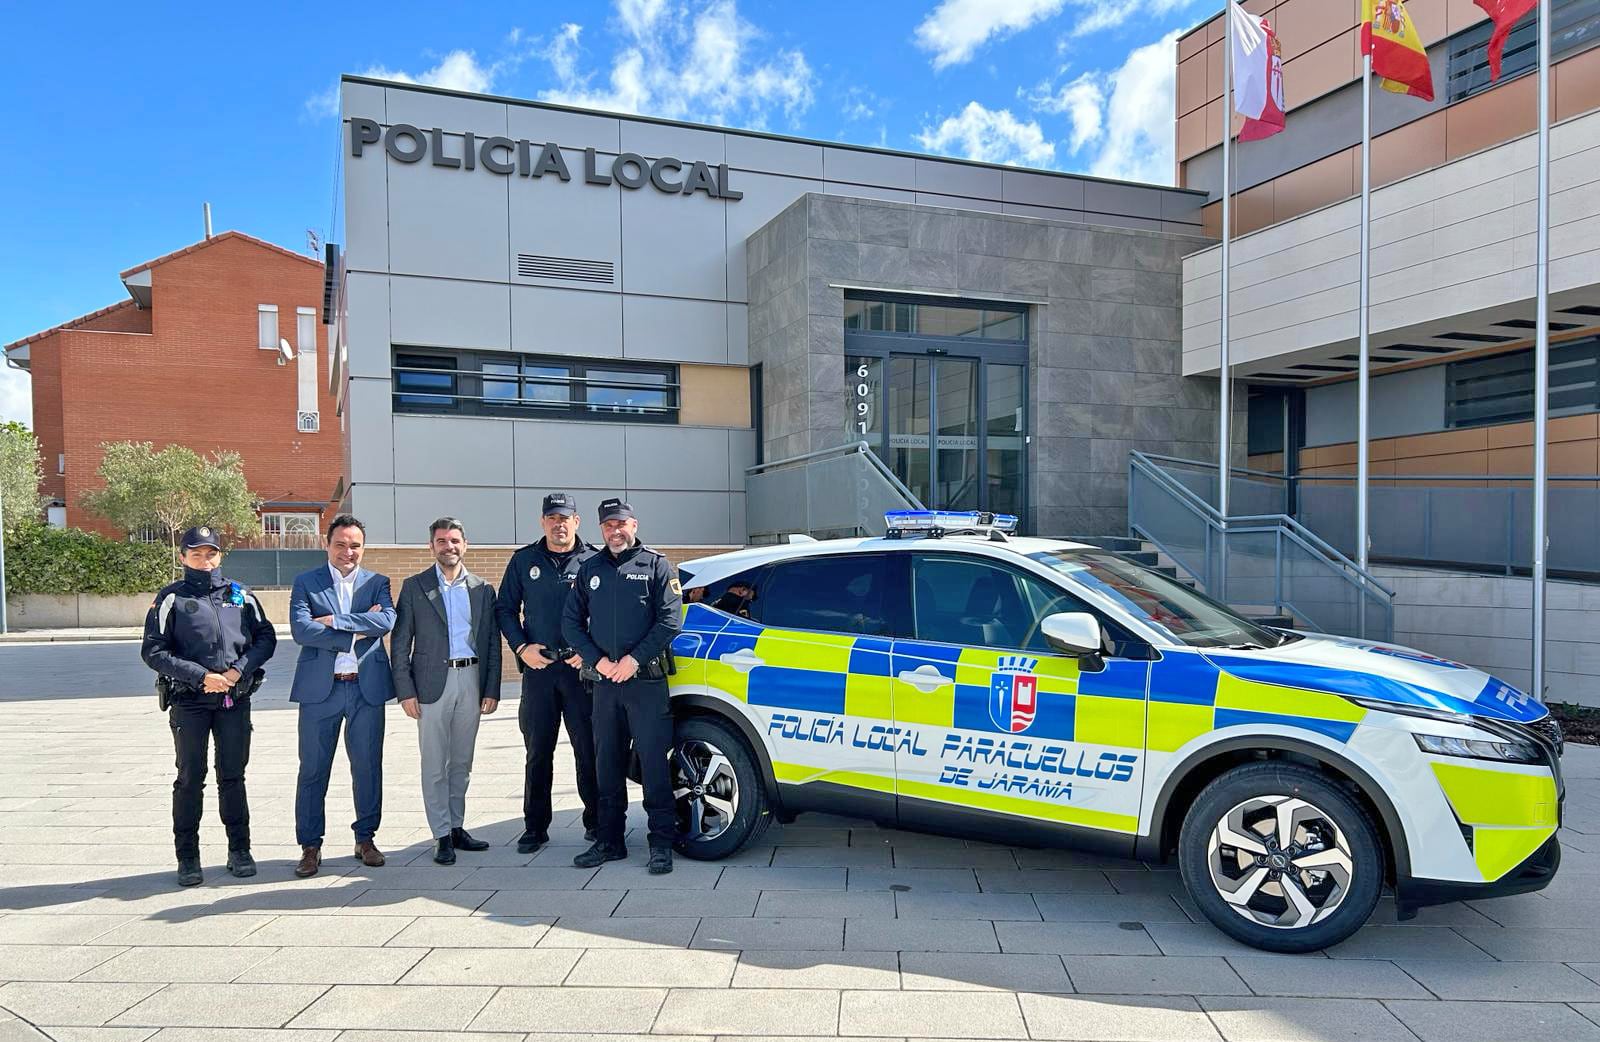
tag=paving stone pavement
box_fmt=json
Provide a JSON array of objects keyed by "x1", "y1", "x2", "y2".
[{"x1": 0, "y1": 668, "x2": 1598, "y2": 1042}]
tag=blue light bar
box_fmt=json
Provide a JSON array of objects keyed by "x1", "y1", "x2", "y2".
[{"x1": 885, "y1": 510, "x2": 1019, "y2": 534}]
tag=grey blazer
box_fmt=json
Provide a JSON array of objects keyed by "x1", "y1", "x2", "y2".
[{"x1": 391, "y1": 567, "x2": 503, "y2": 705}]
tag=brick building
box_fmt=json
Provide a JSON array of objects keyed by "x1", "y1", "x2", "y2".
[{"x1": 2, "y1": 231, "x2": 343, "y2": 541}]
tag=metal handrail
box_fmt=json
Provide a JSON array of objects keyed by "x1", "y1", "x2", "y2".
[{"x1": 1130, "y1": 452, "x2": 1397, "y2": 600}]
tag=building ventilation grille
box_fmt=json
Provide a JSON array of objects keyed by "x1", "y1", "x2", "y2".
[{"x1": 517, "y1": 254, "x2": 615, "y2": 284}]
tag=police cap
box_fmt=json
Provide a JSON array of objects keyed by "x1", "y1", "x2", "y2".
[
  {"x1": 180, "y1": 526, "x2": 222, "y2": 551},
  {"x1": 542, "y1": 492, "x2": 577, "y2": 517},
  {"x1": 598, "y1": 498, "x2": 634, "y2": 523}
]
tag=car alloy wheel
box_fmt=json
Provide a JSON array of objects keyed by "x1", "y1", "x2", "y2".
[
  {"x1": 674, "y1": 737, "x2": 741, "y2": 843},
  {"x1": 1206, "y1": 794, "x2": 1355, "y2": 930}
]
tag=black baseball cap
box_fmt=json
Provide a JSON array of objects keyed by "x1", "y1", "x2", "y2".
[
  {"x1": 598, "y1": 498, "x2": 634, "y2": 523},
  {"x1": 181, "y1": 526, "x2": 222, "y2": 551},
  {"x1": 542, "y1": 492, "x2": 577, "y2": 517}
]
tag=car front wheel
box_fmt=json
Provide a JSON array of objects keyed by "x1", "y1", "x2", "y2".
[
  {"x1": 1178, "y1": 762, "x2": 1384, "y2": 953},
  {"x1": 671, "y1": 715, "x2": 771, "y2": 860}
]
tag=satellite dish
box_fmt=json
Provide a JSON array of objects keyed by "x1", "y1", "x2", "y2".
[{"x1": 278, "y1": 337, "x2": 295, "y2": 365}]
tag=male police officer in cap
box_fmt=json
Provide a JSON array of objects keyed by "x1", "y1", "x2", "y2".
[
  {"x1": 495, "y1": 493, "x2": 601, "y2": 853},
  {"x1": 141, "y1": 526, "x2": 277, "y2": 887},
  {"x1": 562, "y1": 498, "x2": 682, "y2": 874}
]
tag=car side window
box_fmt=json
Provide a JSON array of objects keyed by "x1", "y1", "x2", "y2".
[
  {"x1": 911, "y1": 554, "x2": 1099, "y2": 654},
  {"x1": 755, "y1": 555, "x2": 891, "y2": 635},
  {"x1": 684, "y1": 567, "x2": 763, "y2": 619}
]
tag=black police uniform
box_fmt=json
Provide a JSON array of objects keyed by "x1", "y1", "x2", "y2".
[
  {"x1": 561, "y1": 508, "x2": 682, "y2": 856},
  {"x1": 495, "y1": 499, "x2": 601, "y2": 845},
  {"x1": 140, "y1": 538, "x2": 277, "y2": 868}
]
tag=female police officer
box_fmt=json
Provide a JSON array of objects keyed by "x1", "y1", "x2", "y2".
[{"x1": 141, "y1": 526, "x2": 277, "y2": 886}]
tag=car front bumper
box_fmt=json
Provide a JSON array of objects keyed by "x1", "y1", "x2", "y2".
[{"x1": 1394, "y1": 830, "x2": 1562, "y2": 918}]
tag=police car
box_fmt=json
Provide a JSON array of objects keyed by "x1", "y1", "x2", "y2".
[{"x1": 661, "y1": 510, "x2": 1563, "y2": 953}]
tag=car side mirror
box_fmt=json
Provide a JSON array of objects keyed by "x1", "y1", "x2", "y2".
[{"x1": 1041, "y1": 612, "x2": 1103, "y2": 658}]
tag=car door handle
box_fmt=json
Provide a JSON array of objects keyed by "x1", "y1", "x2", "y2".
[
  {"x1": 718, "y1": 648, "x2": 764, "y2": 673},
  {"x1": 897, "y1": 665, "x2": 951, "y2": 692}
]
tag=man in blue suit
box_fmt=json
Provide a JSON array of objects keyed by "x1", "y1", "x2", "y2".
[{"x1": 289, "y1": 513, "x2": 396, "y2": 878}]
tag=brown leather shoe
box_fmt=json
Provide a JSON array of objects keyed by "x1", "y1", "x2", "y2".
[
  {"x1": 294, "y1": 845, "x2": 321, "y2": 878},
  {"x1": 354, "y1": 840, "x2": 386, "y2": 867}
]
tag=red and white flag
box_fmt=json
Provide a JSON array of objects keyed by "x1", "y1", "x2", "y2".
[
  {"x1": 1230, "y1": 2, "x2": 1286, "y2": 141},
  {"x1": 1474, "y1": 0, "x2": 1536, "y2": 82}
]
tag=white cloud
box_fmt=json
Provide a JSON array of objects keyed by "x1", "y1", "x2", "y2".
[
  {"x1": 914, "y1": 0, "x2": 1069, "y2": 70},
  {"x1": 0, "y1": 364, "x2": 31, "y2": 426},
  {"x1": 538, "y1": 0, "x2": 813, "y2": 130},
  {"x1": 840, "y1": 86, "x2": 884, "y2": 122},
  {"x1": 1087, "y1": 29, "x2": 1181, "y2": 185},
  {"x1": 1065, "y1": 0, "x2": 1202, "y2": 38},
  {"x1": 305, "y1": 48, "x2": 508, "y2": 119},
  {"x1": 1026, "y1": 72, "x2": 1103, "y2": 152},
  {"x1": 916, "y1": 101, "x2": 1055, "y2": 167}
]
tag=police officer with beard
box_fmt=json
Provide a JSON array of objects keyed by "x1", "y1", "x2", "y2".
[
  {"x1": 141, "y1": 526, "x2": 277, "y2": 886},
  {"x1": 562, "y1": 499, "x2": 682, "y2": 874},
  {"x1": 495, "y1": 493, "x2": 600, "y2": 854}
]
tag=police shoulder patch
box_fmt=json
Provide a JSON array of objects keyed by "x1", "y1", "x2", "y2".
[
  {"x1": 668, "y1": 577, "x2": 682, "y2": 595},
  {"x1": 589, "y1": 575, "x2": 600, "y2": 590}
]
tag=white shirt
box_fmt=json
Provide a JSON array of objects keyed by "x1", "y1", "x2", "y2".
[{"x1": 328, "y1": 564, "x2": 360, "y2": 675}]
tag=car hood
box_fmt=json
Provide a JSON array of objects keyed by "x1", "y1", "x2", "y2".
[{"x1": 1200, "y1": 633, "x2": 1547, "y2": 725}]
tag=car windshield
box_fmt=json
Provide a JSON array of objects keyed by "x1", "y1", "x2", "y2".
[{"x1": 1028, "y1": 549, "x2": 1287, "y2": 650}]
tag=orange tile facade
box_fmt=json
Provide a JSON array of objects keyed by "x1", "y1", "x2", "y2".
[
  {"x1": 1177, "y1": 2, "x2": 1600, "y2": 237},
  {"x1": 18, "y1": 234, "x2": 344, "y2": 537}
]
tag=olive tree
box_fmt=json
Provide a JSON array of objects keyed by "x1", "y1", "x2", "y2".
[
  {"x1": 81, "y1": 442, "x2": 261, "y2": 571},
  {"x1": 0, "y1": 421, "x2": 46, "y2": 536}
]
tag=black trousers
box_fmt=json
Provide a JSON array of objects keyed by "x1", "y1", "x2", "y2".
[
  {"x1": 518, "y1": 662, "x2": 599, "y2": 837},
  {"x1": 592, "y1": 676, "x2": 676, "y2": 850},
  {"x1": 169, "y1": 698, "x2": 252, "y2": 859}
]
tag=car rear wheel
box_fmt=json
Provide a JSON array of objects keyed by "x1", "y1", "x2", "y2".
[
  {"x1": 672, "y1": 715, "x2": 771, "y2": 860},
  {"x1": 1178, "y1": 762, "x2": 1383, "y2": 953}
]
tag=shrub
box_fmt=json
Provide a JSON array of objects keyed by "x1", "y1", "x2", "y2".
[{"x1": 3, "y1": 525, "x2": 172, "y2": 596}]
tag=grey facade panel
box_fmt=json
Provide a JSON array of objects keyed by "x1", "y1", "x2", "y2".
[
  {"x1": 386, "y1": 153, "x2": 511, "y2": 283},
  {"x1": 393, "y1": 415, "x2": 514, "y2": 487},
  {"x1": 511, "y1": 284, "x2": 623, "y2": 358},
  {"x1": 822, "y1": 147, "x2": 917, "y2": 189},
  {"x1": 915, "y1": 192, "x2": 1004, "y2": 214},
  {"x1": 622, "y1": 295, "x2": 728, "y2": 364},
  {"x1": 346, "y1": 377, "x2": 395, "y2": 485},
  {"x1": 823, "y1": 182, "x2": 916, "y2": 204},
  {"x1": 1002, "y1": 169, "x2": 1085, "y2": 210},
  {"x1": 727, "y1": 303, "x2": 750, "y2": 366},
  {"x1": 506, "y1": 104, "x2": 622, "y2": 152},
  {"x1": 394, "y1": 485, "x2": 519, "y2": 545},
  {"x1": 914, "y1": 158, "x2": 1003, "y2": 200},
  {"x1": 507, "y1": 148, "x2": 623, "y2": 287},
  {"x1": 620, "y1": 121, "x2": 727, "y2": 163},
  {"x1": 725, "y1": 171, "x2": 825, "y2": 304},
  {"x1": 511, "y1": 421, "x2": 627, "y2": 489},
  {"x1": 348, "y1": 483, "x2": 398, "y2": 544},
  {"x1": 619, "y1": 187, "x2": 729, "y2": 300},
  {"x1": 625, "y1": 425, "x2": 736, "y2": 492},
  {"x1": 725, "y1": 133, "x2": 824, "y2": 178},
  {"x1": 627, "y1": 490, "x2": 734, "y2": 545},
  {"x1": 384, "y1": 87, "x2": 508, "y2": 138},
  {"x1": 1304, "y1": 365, "x2": 1449, "y2": 447},
  {"x1": 390, "y1": 276, "x2": 511, "y2": 351},
  {"x1": 343, "y1": 273, "x2": 392, "y2": 379}
]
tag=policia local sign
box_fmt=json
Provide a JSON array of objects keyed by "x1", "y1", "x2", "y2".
[{"x1": 349, "y1": 117, "x2": 743, "y2": 201}]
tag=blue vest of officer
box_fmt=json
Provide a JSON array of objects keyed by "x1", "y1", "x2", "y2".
[
  {"x1": 561, "y1": 498, "x2": 682, "y2": 871},
  {"x1": 140, "y1": 526, "x2": 276, "y2": 885},
  {"x1": 494, "y1": 491, "x2": 602, "y2": 849}
]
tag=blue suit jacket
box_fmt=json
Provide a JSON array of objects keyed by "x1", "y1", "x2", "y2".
[{"x1": 288, "y1": 565, "x2": 397, "y2": 706}]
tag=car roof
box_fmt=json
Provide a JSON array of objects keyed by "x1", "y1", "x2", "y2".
[{"x1": 679, "y1": 533, "x2": 1098, "y2": 586}]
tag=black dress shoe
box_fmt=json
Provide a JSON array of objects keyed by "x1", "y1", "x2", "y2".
[
  {"x1": 451, "y1": 828, "x2": 490, "y2": 852},
  {"x1": 177, "y1": 857, "x2": 203, "y2": 887},
  {"x1": 572, "y1": 841, "x2": 626, "y2": 868},
  {"x1": 227, "y1": 850, "x2": 257, "y2": 878},
  {"x1": 647, "y1": 848, "x2": 674, "y2": 875},
  {"x1": 583, "y1": 827, "x2": 598, "y2": 843},
  {"x1": 516, "y1": 831, "x2": 549, "y2": 854},
  {"x1": 433, "y1": 836, "x2": 456, "y2": 865}
]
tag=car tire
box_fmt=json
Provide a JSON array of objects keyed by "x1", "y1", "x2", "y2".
[
  {"x1": 672, "y1": 715, "x2": 772, "y2": 861},
  {"x1": 1178, "y1": 762, "x2": 1384, "y2": 954}
]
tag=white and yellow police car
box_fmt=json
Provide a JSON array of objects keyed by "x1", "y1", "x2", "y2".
[{"x1": 662, "y1": 510, "x2": 1563, "y2": 953}]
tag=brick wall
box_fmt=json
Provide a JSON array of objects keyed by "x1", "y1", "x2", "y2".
[{"x1": 29, "y1": 234, "x2": 343, "y2": 537}]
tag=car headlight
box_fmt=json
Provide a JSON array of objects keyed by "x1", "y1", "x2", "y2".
[{"x1": 1413, "y1": 732, "x2": 1542, "y2": 764}]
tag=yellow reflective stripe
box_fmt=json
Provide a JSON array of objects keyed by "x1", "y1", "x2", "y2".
[
  {"x1": 772, "y1": 760, "x2": 895, "y2": 793},
  {"x1": 896, "y1": 779, "x2": 1138, "y2": 833},
  {"x1": 1146, "y1": 702, "x2": 1213, "y2": 753},
  {"x1": 755, "y1": 629, "x2": 853, "y2": 672},
  {"x1": 1472, "y1": 825, "x2": 1556, "y2": 881},
  {"x1": 1074, "y1": 694, "x2": 1145, "y2": 748},
  {"x1": 1431, "y1": 762, "x2": 1559, "y2": 827},
  {"x1": 1213, "y1": 673, "x2": 1367, "y2": 723},
  {"x1": 845, "y1": 673, "x2": 892, "y2": 720}
]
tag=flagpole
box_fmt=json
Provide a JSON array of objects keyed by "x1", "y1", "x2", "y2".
[
  {"x1": 1219, "y1": 3, "x2": 1233, "y2": 522},
  {"x1": 1357, "y1": 49, "x2": 1372, "y2": 638},
  {"x1": 1532, "y1": 0, "x2": 1551, "y2": 700}
]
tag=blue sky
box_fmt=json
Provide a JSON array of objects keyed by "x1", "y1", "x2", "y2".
[{"x1": 0, "y1": 0, "x2": 1213, "y2": 424}]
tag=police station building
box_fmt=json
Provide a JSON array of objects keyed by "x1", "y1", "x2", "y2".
[{"x1": 333, "y1": 75, "x2": 1226, "y2": 546}]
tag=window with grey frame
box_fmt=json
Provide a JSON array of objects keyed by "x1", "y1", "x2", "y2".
[
  {"x1": 392, "y1": 350, "x2": 679, "y2": 423},
  {"x1": 1446, "y1": 0, "x2": 1600, "y2": 104},
  {"x1": 1445, "y1": 335, "x2": 1600, "y2": 429}
]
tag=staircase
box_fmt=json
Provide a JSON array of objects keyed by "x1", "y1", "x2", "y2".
[{"x1": 1070, "y1": 535, "x2": 1298, "y2": 630}]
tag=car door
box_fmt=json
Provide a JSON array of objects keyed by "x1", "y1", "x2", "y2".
[
  {"x1": 892, "y1": 552, "x2": 1151, "y2": 842},
  {"x1": 721, "y1": 552, "x2": 909, "y2": 821}
]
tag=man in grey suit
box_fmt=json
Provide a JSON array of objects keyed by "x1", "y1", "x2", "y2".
[{"x1": 392, "y1": 517, "x2": 502, "y2": 865}]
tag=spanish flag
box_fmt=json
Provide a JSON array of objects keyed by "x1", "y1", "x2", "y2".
[{"x1": 1362, "y1": 0, "x2": 1435, "y2": 102}]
